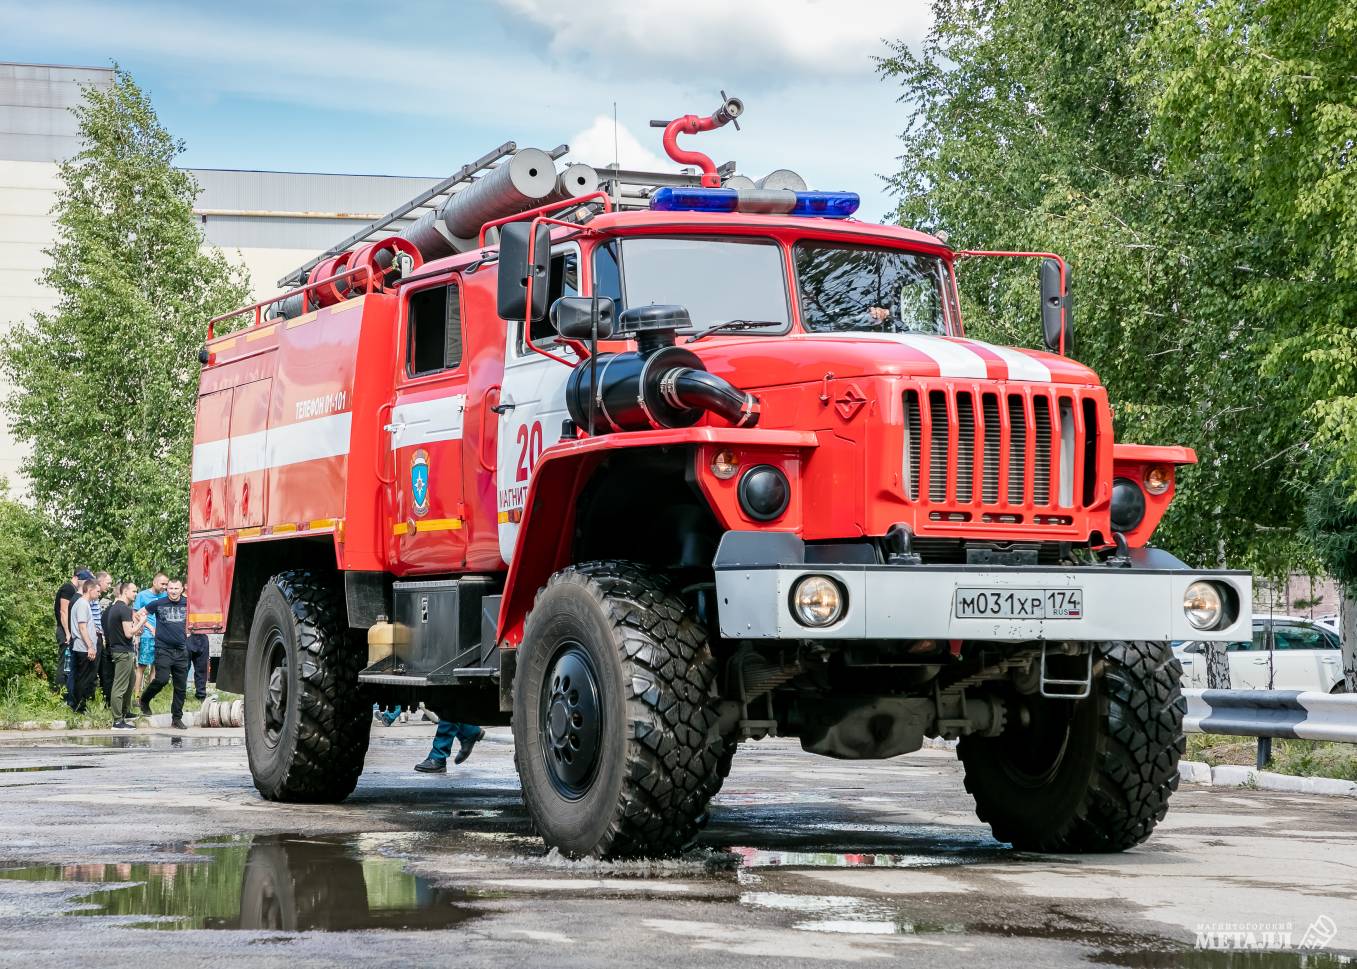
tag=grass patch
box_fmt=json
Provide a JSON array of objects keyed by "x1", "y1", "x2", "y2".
[
  {"x1": 1187, "y1": 733, "x2": 1357, "y2": 782},
  {"x1": 0, "y1": 674, "x2": 204, "y2": 729}
]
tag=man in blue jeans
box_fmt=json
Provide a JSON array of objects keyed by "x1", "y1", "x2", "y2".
[{"x1": 414, "y1": 719, "x2": 486, "y2": 773}]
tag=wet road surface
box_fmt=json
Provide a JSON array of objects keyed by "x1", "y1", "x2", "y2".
[{"x1": 0, "y1": 726, "x2": 1352, "y2": 967}]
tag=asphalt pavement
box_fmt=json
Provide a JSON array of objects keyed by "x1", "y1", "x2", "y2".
[{"x1": 0, "y1": 724, "x2": 1352, "y2": 968}]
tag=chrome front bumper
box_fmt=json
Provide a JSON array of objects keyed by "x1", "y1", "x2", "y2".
[{"x1": 713, "y1": 533, "x2": 1252, "y2": 643}]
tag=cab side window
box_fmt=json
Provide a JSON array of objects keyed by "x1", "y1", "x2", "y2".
[
  {"x1": 524, "y1": 250, "x2": 579, "y2": 348},
  {"x1": 408, "y1": 283, "x2": 462, "y2": 376}
]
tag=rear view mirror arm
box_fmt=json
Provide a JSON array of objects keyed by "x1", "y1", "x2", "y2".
[{"x1": 956, "y1": 249, "x2": 1072, "y2": 356}]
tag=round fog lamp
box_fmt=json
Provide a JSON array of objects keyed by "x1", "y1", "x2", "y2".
[
  {"x1": 1110, "y1": 477, "x2": 1146, "y2": 533},
  {"x1": 792, "y1": 575, "x2": 845, "y2": 627},
  {"x1": 738, "y1": 465, "x2": 790, "y2": 521},
  {"x1": 1144, "y1": 465, "x2": 1171, "y2": 496},
  {"x1": 1183, "y1": 581, "x2": 1224, "y2": 630},
  {"x1": 711, "y1": 449, "x2": 739, "y2": 480}
]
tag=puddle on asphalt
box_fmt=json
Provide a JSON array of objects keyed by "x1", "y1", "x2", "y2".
[
  {"x1": 729, "y1": 844, "x2": 999, "y2": 869},
  {"x1": 0, "y1": 834, "x2": 484, "y2": 931},
  {"x1": 0, "y1": 735, "x2": 245, "y2": 749},
  {"x1": 0, "y1": 764, "x2": 98, "y2": 773}
]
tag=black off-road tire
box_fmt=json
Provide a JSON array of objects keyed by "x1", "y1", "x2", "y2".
[
  {"x1": 245, "y1": 571, "x2": 371, "y2": 802},
  {"x1": 512, "y1": 561, "x2": 724, "y2": 858},
  {"x1": 958, "y1": 640, "x2": 1185, "y2": 852}
]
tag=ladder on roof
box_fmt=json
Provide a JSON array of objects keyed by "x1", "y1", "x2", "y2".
[
  {"x1": 275, "y1": 141, "x2": 569, "y2": 289},
  {"x1": 275, "y1": 146, "x2": 736, "y2": 289}
]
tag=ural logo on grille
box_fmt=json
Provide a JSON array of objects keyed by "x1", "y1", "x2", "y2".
[{"x1": 834, "y1": 384, "x2": 868, "y2": 421}]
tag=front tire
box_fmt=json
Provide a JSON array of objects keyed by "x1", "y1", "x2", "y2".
[
  {"x1": 512, "y1": 561, "x2": 723, "y2": 858},
  {"x1": 959, "y1": 640, "x2": 1185, "y2": 852},
  {"x1": 244, "y1": 571, "x2": 371, "y2": 802}
]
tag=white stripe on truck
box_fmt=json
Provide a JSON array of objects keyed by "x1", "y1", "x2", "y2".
[{"x1": 191, "y1": 411, "x2": 352, "y2": 482}]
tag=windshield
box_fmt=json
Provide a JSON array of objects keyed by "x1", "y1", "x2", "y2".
[
  {"x1": 594, "y1": 237, "x2": 790, "y2": 333},
  {"x1": 795, "y1": 242, "x2": 951, "y2": 335}
]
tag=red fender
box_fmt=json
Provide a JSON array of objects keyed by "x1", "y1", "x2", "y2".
[
  {"x1": 495, "y1": 427, "x2": 819, "y2": 647},
  {"x1": 1111, "y1": 443, "x2": 1196, "y2": 547}
]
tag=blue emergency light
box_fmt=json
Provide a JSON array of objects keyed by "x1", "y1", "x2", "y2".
[{"x1": 649, "y1": 186, "x2": 860, "y2": 219}]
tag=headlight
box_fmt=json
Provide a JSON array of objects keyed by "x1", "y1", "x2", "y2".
[
  {"x1": 1144, "y1": 465, "x2": 1171, "y2": 495},
  {"x1": 1110, "y1": 477, "x2": 1146, "y2": 533},
  {"x1": 738, "y1": 465, "x2": 790, "y2": 521},
  {"x1": 791, "y1": 575, "x2": 845, "y2": 627},
  {"x1": 1183, "y1": 581, "x2": 1224, "y2": 630}
]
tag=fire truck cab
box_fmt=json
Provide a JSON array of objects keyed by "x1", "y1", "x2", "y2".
[{"x1": 192, "y1": 100, "x2": 1250, "y2": 858}]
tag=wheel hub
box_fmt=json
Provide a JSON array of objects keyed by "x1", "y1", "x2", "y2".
[
  {"x1": 262, "y1": 633, "x2": 289, "y2": 744},
  {"x1": 541, "y1": 644, "x2": 603, "y2": 799}
]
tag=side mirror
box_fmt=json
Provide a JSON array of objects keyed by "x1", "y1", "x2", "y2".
[
  {"x1": 550, "y1": 296, "x2": 615, "y2": 341},
  {"x1": 1040, "y1": 258, "x2": 1073, "y2": 355},
  {"x1": 496, "y1": 221, "x2": 552, "y2": 322}
]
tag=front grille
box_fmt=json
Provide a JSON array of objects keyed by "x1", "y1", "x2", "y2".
[{"x1": 903, "y1": 384, "x2": 1099, "y2": 518}]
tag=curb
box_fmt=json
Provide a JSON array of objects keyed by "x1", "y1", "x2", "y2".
[
  {"x1": 1180, "y1": 759, "x2": 1356, "y2": 797},
  {"x1": 1, "y1": 712, "x2": 205, "y2": 731}
]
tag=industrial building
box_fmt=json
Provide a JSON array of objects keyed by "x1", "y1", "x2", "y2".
[{"x1": 0, "y1": 61, "x2": 438, "y2": 488}]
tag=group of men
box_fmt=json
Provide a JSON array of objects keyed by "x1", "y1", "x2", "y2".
[
  {"x1": 53, "y1": 568, "x2": 205, "y2": 729},
  {"x1": 53, "y1": 565, "x2": 486, "y2": 770}
]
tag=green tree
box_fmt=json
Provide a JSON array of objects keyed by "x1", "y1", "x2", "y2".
[
  {"x1": 0, "y1": 489, "x2": 62, "y2": 684},
  {"x1": 878, "y1": 0, "x2": 1318, "y2": 576},
  {"x1": 1, "y1": 68, "x2": 248, "y2": 582},
  {"x1": 1304, "y1": 474, "x2": 1357, "y2": 690},
  {"x1": 1150, "y1": 0, "x2": 1356, "y2": 479}
]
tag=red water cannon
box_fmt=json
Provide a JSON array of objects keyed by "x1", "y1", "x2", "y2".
[{"x1": 651, "y1": 91, "x2": 744, "y2": 187}]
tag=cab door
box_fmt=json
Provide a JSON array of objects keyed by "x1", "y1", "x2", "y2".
[
  {"x1": 495, "y1": 244, "x2": 581, "y2": 563},
  {"x1": 389, "y1": 278, "x2": 469, "y2": 572}
]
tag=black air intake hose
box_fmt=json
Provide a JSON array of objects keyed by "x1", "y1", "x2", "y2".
[
  {"x1": 660, "y1": 368, "x2": 760, "y2": 428},
  {"x1": 566, "y1": 344, "x2": 761, "y2": 433}
]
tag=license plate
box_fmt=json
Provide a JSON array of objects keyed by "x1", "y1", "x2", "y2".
[{"x1": 954, "y1": 588, "x2": 1084, "y2": 620}]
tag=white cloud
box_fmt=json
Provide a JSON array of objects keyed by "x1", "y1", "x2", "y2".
[
  {"x1": 566, "y1": 115, "x2": 677, "y2": 171},
  {"x1": 0, "y1": 0, "x2": 923, "y2": 216},
  {"x1": 496, "y1": 0, "x2": 931, "y2": 77}
]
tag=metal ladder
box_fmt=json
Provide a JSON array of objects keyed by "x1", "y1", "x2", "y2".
[{"x1": 275, "y1": 141, "x2": 566, "y2": 289}]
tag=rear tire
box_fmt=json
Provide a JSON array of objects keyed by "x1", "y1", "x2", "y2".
[
  {"x1": 244, "y1": 571, "x2": 371, "y2": 802},
  {"x1": 959, "y1": 640, "x2": 1185, "y2": 852},
  {"x1": 512, "y1": 561, "x2": 723, "y2": 858}
]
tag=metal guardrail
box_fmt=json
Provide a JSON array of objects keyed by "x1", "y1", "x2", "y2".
[{"x1": 1183, "y1": 689, "x2": 1357, "y2": 744}]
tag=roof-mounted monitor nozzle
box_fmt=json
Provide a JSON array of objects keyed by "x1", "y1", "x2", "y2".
[{"x1": 650, "y1": 91, "x2": 744, "y2": 188}]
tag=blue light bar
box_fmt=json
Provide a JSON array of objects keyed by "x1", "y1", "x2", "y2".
[
  {"x1": 648, "y1": 185, "x2": 861, "y2": 219},
  {"x1": 649, "y1": 186, "x2": 738, "y2": 212},
  {"x1": 791, "y1": 191, "x2": 860, "y2": 218}
]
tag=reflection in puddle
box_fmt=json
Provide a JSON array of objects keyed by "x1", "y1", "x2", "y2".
[
  {"x1": 0, "y1": 764, "x2": 98, "y2": 773},
  {"x1": 0, "y1": 835, "x2": 482, "y2": 931},
  {"x1": 730, "y1": 846, "x2": 980, "y2": 869}
]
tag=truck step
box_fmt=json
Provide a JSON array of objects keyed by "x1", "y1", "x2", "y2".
[{"x1": 358, "y1": 655, "x2": 497, "y2": 687}]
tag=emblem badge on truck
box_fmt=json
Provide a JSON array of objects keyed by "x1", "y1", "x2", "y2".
[{"x1": 411, "y1": 449, "x2": 430, "y2": 516}]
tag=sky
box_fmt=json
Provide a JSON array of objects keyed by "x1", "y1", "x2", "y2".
[{"x1": 1, "y1": 0, "x2": 931, "y2": 220}]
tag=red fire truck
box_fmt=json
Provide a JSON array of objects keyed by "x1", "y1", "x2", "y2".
[{"x1": 192, "y1": 97, "x2": 1250, "y2": 858}]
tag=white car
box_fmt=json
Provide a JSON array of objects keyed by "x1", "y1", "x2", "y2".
[{"x1": 1176, "y1": 616, "x2": 1348, "y2": 694}]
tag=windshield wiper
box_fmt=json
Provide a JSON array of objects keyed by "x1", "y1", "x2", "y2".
[{"x1": 687, "y1": 319, "x2": 784, "y2": 343}]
